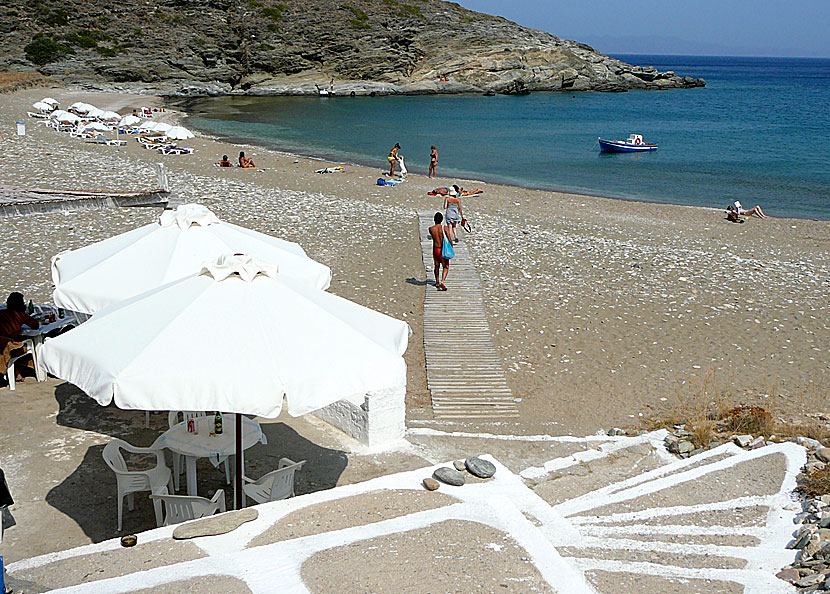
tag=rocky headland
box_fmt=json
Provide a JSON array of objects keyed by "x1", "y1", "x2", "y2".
[{"x1": 0, "y1": 0, "x2": 705, "y2": 96}]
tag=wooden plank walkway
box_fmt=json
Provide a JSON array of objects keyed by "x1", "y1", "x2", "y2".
[{"x1": 417, "y1": 211, "x2": 519, "y2": 420}]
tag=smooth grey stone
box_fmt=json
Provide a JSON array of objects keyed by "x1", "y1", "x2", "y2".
[
  {"x1": 465, "y1": 456, "x2": 496, "y2": 479},
  {"x1": 733, "y1": 435, "x2": 753, "y2": 448},
  {"x1": 173, "y1": 508, "x2": 258, "y2": 540},
  {"x1": 816, "y1": 447, "x2": 830, "y2": 463},
  {"x1": 433, "y1": 467, "x2": 466, "y2": 486},
  {"x1": 775, "y1": 567, "x2": 799, "y2": 583},
  {"x1": 818, "y1": 515, "x2": 830, "y2": 529},
  {"x1": 453, "y1": 460, "x2": 466, "y2": 471}
]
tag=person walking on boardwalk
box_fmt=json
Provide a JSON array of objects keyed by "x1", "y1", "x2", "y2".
[
  {"x1": 388, "y1": 143, "x2": 400, "y2": 176},
  {"x1": 429, "y1": 212, "x2": 449, "y2": 291},
  {"x1": 443, "y1": 192, "x2": 463, "y2": 244},
  {"x1": 429, "y1": 145, "x2": 438, "y2": 178}
]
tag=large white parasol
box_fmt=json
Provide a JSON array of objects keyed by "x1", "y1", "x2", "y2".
[
  {"x1": 41, "y1": 253, "x2": 409, "y2": 507},
  {"x1": 52, "y1": 204, "x2": 332, "y2": 314},
  {"x1": 165, "y1": 126, "x2": 194, "y2": 140}
]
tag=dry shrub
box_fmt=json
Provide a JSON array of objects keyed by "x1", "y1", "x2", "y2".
[
  {"x1": 722, "y1": 404, "x2": 775, "y2": 437},
  {"x1": 798, "y1": 466, "x2": 830, "y2": 498}
]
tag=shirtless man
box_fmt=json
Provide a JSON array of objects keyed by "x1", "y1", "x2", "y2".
[{"x1": 429, "y1": 212, "x2": 449, "y2": 291}]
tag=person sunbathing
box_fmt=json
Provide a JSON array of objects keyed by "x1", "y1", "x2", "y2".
[
  {"x1": 428, "y1": 185, "x2": 483, "y2": 197},
  {"x1": 218, "y1": 155, "x2": 232, "y2": 167},
  {"x1": 238, "y1": 151, "x2": 256, "y2": 168},
  {"x1": 727, "y1": 201, "x2": 768, "y2": 220}
]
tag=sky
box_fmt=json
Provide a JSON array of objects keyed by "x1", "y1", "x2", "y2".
[{"x1": 455, "y1": 1, "x2": 830, "y2": 58}]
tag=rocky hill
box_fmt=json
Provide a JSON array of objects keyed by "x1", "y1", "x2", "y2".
[{"x1": 0, "y1": 0, "x2": 705, "y2": 96}]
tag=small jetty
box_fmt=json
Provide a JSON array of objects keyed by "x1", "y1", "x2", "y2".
[
  {"x1": 0, "y1": 164, "x2": 170, "y2": 217},
  {"x1": 417, "y1": 211, "x2": 520, "y2": 420}
]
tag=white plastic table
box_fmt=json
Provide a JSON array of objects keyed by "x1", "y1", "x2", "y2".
[
  {"x1": 154, "y1": 414, "x2": 264, "y2": 497},
  {"x1": 15, "y1": 306, "x2": 83, "y2": 381}
]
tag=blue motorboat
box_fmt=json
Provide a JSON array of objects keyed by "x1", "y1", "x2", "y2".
[{"x1": 598, "y1": 134, "x2": 658, "y2": 153}]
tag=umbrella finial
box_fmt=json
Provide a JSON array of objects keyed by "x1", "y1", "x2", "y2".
[
  {"x1": 201, "y1": 253, "x2": 279, "y2": 282},
  {"x1": 159, "y1": 204, "x2": 220, "y2": 229}
]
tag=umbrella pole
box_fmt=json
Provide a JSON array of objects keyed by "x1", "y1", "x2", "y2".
[{"x1": 235, "y1": 413, "x2": 244, "y2": 510}]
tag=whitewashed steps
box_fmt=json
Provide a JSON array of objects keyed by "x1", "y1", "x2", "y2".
[{"x1": 417, "y1": 211, "x2": 519, "y2": 420}]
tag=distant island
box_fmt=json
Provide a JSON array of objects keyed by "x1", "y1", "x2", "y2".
[{"x1": 0, "y1": 0, "x2": 705, "y2": 96}]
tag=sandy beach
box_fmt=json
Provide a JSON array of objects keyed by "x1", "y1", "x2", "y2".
[{"x1": 1, "y1": 86, "x2": 829, "y2": 437}]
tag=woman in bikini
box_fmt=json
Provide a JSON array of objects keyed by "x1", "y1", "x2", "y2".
[
  {"x1": 238, "y1": 151, "x2": 256, "y2": 168},
  {"x1": 429, "y1": 145, "x2": 438, "y2": 178},
  {"x1": 388, "y1": 143, "x2": 400, "y2": 176}
]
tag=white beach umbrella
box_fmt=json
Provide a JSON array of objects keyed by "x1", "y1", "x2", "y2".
[
  {"x1": 32, "y1": 101, "x2": 53, "y2": 112},
  {"x1": 50, "y1": 110, "x2": 80, "y2": 124},
  {"x1": 41, "y1": 253, "x2": 409, "y2": 507},
  {"x1": 165, "y1": 126, "x2": 194, "y2": 140},
  {"x1": 153, "y1": 122, "x2": 174, "y2": 133},
  {"x1": 99, "y1": 110, "x2": 121, "y2": 122},
  {"x1": 81, "y1": 121, "x2": 110, "y2": 133},
  {"x1": 118, "y1": 114, "x2": 142, "y2": 128},
  {"x1": 138, "y1": 121, "x2": 160, "y2": 130},
  {"x1": 42, "y1": 97, "x2": 59, "y2": 106},
  {"x1": 86, "y1": 107, "x2": 105, "y2": 119},
  {"x1": 71, "y1": 103, "x2": 95, "y2": 114},
  {"x1": 51, "y1": 204, "x2": 332, "y2": 314}
]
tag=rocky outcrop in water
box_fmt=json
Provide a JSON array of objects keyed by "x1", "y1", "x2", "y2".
[{"x1": 0, "y1": 0, "x2": 705, "y2": 96}]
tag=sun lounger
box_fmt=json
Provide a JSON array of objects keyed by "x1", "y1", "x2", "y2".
[
  {"x1": 85, "y1": 133, "x2": 127, "y2": 146},
  {"x1": 157, "y1": 146, "x2": 194, "y2": 155},
  {"x1": 26, "y1": 111, "x2": 49, "y2": 119}
]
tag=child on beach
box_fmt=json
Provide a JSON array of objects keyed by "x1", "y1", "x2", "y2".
[{"x1": 429, "y1": 212, "x2": 450, "y2": 291}]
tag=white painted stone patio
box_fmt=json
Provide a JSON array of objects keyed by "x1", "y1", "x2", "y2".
[{"x1": 6, "y1": 430, "x2": 803, "y2": 594}]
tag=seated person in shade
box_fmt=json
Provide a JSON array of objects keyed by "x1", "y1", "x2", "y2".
[
  {"x1": 218, "y1": 155, "x2": 232, "y2": 168},
  {"x1": 0, "y1": 292, "x2": 39, "y2": 383},
  {"x1": 727, "y1": 200, "x2": 768, "y2": 221},
  {"x1": 238, "y1": 151, "x2": 256, "y2": 168}
]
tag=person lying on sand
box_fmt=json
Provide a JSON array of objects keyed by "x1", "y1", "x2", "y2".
[
  {"x1": 238, "y1": 151, "x2": 256, "y2": 168},
  {"x1": 727, "y1": 200, "x2": 768, "y2": 221},
  {"x1": 428, "y1": 185, "x2": 483, "y2": 197},
  {"x1": 218, "y1": 155, "x2": 232, "y2": 168}
]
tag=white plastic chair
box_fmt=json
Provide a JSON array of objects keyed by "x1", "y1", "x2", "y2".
[
  {"x1": 167, "y1": 411, "x2": 231, "y2": 491},
  {"x1": 242, "y1": 458, "x2": 305, "y2": 505},
  {"x1": 6, "y1": 338, "x2": 40, "y2": 391},
  {"x1": 102, "y1": 439, "x2": 173, "y2": 531},
  {"x1": 149, "y1": 488, "x2": 226, "y2": 526}
]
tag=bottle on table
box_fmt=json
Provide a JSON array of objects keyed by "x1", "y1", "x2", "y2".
[
  {"x1": 214, "y1": 412, "x2": 223, "y2": 435},
  {"x1": 27, "y1": 300, "x2": 34, "y2": 314}
]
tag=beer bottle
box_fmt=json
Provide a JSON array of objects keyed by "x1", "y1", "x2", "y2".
[
  {"x1": 27, "y1": 300, "x2": 34, "y2": 314},
  {"x1": 214, "y1": 412, "x2": 223, "y2": 435}
]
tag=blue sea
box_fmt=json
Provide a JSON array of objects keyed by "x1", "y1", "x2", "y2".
[{"x1": 182, "y1": 55, "x2": 830, "y2": 220}]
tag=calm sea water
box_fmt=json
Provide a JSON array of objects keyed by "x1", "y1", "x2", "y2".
[{"x1": 182, "y1": 55, "x2": 830, "y2": 219}]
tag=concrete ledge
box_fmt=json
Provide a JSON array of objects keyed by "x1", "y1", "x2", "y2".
[{"x1": 312, "y1": 384, "x2": 406, "y2": 448}]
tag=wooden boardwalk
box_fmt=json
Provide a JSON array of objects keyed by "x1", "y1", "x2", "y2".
[{"x1": 417, "y1": 212, "x2": 519, "y2": 420}]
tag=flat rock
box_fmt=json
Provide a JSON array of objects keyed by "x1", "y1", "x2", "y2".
[
  {"x1": 677, "y1": 440, "x2": 694, "y2": 454},
  {"x1": 433, "y1": 467, "x2": 466, "y2": 487},
  {"x1": 816, "y1": 447, "x2": 830, "y2": 463},
  {"x1": 423, "y1": 478, "x2": 440, "y2": 491},
  {"x1": 465, "y1": 456, "x2": 496, "y2": 479},
  {"x1": 775, "y1": 567, "x2": 800, "y2": 583},
  {"x1": 453, "y1": 460, "x2": 466, "y2": 471},
  {"x1": 733, "y1": 435, "x2": 753, "y2": 448},
  {"x1": 172, "y1": 508, "x2": 258, "y2": 540},
  {"x1": 794, "y1": 573, "x2": 824, "y2": 587}
]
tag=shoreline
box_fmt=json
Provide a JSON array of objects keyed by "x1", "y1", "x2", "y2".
[{"x1": 174, "y1": 94, "x2": 829, "y2": 223}]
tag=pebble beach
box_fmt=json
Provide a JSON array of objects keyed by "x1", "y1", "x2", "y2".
[{"x1": 2, "y1": 86, "x2": 829, "y2": 435}]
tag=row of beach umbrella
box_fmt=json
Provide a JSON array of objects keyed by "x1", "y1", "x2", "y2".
[
  {"x1": 34, "y1": 99, "x2": 195, "y2": 139},
  {"x1": 41, "y1": 204, "x2": 410, "y2": 509}
]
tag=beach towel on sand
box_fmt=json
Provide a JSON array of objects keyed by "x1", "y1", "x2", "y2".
[
  {"x1": 315, "y1": 166, "x2": 344, "y2": 174},
  {"x1": 377, "y1": 178, "x2": 405, "y2": 186}
]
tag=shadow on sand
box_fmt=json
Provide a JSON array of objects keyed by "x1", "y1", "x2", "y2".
[{"x1": 49, "y1": 384, "x2": 349, "y2": 541}]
